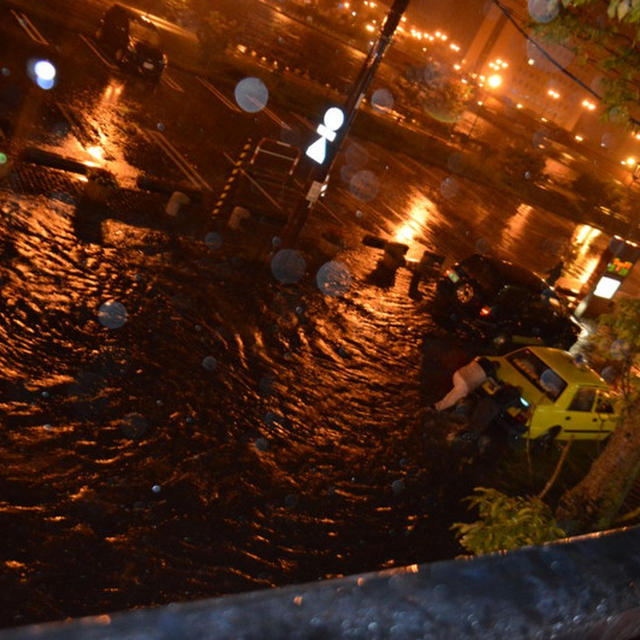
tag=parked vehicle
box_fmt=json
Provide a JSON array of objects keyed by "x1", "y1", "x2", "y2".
[
  {"x1": 97, "y1": 4, "x2": 167, "y2": 81},
  {"x1": 432, "y1": 253, "x2": 581, "y2": 350},
  {"x1": 467, "y1": 346, "x2": 621, "y2": 443}
]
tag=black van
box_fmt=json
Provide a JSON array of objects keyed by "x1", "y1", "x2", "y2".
[
  {"x1": 97, "y1": 4, "x2": 167, "y2": 81},
  {"x1": 432, "y1": 253, "x2": 581, "y2": 350}
]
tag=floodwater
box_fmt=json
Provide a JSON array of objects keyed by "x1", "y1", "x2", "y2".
[
  {"x1": 1, "y1": 0, "x2": 637, "y2": 629},
  {"x1": 0, "y1": 161, "x2": 619, "y2": 627}
]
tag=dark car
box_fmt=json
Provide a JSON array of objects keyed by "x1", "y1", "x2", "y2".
[
  {"x1": 97, "y1": 4, "x2": 167, "y2": 80},
  {"x1": 432, "y1": 253, "x2": 581, "y2": 350}
]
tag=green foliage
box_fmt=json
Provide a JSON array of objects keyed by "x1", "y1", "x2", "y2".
[
  {"x1": 569, "y1": 171, "x2": 625, "y2": 210},
  {"x1": 395, "y1": 60, "x2": 470, "y2": 124},
  {"x1": 498, "y1": 145, "x2": 547, "y2": 183},
  {"x1": 451, "y1": 487, "x2": 566, "y2": 555},
  {"x1": 535, "y1": 0, "x2": 640, "y2": 124},
  {"x1": 197, "y1": 10, "x2": 238, "y2": 64},
  {"x1": 582, "y1": 298, "x2": 640, "y2": 402}
]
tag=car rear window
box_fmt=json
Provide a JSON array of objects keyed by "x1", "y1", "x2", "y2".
[
  {"x1": 506, "y1": 348, "x2": 567, "y2": 400},
  {"x1": 457, "y1": 254, "x2": 546, "y2": 295}
]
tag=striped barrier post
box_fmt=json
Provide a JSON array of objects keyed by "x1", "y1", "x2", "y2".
[{"x1": 211, "y1": 138, "x2": 253, "y2": 219}]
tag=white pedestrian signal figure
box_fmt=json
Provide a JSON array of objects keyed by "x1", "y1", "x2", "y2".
[{"x1": 306, "y1": 107, "x2": 345, "y2": 164}]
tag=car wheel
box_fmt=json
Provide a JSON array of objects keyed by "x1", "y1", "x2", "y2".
[
  {"x1": 455, "y1": 282, "x2": 476, "y2": 305},
  {"x1": 535, "y1": 425, "x2": 561, "y2": 449}
]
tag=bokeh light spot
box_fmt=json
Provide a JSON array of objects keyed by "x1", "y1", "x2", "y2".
[
  {"x1": 234, "y1": 77, "x2": 269, "y2": 113},
  {"x1": 29, "y1": 59, "x2": 57, "y2": 90},
  {"x1": 204, "y1": 231, "x2": 223, "y2": 249},
  {"x1": 440, "y1": 176, "x2": 460, "y2": 199},
  {"x1": 202, "y1": 356, "x2": 218, "y2": 371},
  {"x1": 371, "y1": 88, "x2": 394, "y2": 112},
  {"x1": 98, "y1": 300, "x2": 127, "y2": 329},
  {"x1": 350, "y1": 170, "x2": 379, "y2": 202},
  {"x1": 271, "y1": 249, "x2": 307, "y2": 284},
  {"x1": 316, "y1": 260, "x2": 352, "y2": 297},
  {"x1": 528, "y1": 0, "x2": 559, "y2": 23}
]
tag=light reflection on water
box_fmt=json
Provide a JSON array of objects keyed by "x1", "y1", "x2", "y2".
[{"x1": 392, "y1": 189, "x2": 439, "y2": 259}]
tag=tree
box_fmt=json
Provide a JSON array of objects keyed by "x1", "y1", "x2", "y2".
[
  {"x1": 569, "y1": 170, "x2": 625, "y2": 212},
  {"x1": 195, "y1": 10, "x2": 238, "y2": 66},
  {"x1": 394, "y1": 59, "x2": 470, "y2": 125},
  {"x1": 498, "y1": 144, "x2": 547, "y2": 183},
  {"x1": 555, "y1": 297, "x2": 640, "y2": 533},
  {"x1": 534, "y1": 0, "x2": 640, "y2": 126}
]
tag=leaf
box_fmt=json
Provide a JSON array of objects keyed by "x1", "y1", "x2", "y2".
[
  {"x1": 618, "y1": 0, "x2": 631, "y2": 19},
  {"x1": 609, "y1": 0, "x2": 620, "y2": 18}
]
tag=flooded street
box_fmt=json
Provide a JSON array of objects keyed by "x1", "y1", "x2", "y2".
[{"x1": 1, "y1": 0, "x2": 638, "y2": 629}]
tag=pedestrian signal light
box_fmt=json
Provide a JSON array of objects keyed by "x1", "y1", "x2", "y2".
[{"x1": 306, "y1": 107, "x2": 345, "y2": 164}]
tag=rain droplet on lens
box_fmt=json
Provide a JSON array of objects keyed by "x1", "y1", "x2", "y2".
[
  {"x1": 157, "y1": 122, "x2": 165, "y2": 131},
  {"x1": 271, "y1": 248, "x2": 307, "y2": 284},
  {"x1": 259, "y1": 375, "x2": 276, "y2": 396},
  {"x1": 440, "y1": 176, "x2": 459, "y2": 199},
  {"x1": 345, "y1": 143, "x2": 369, "y2": 167},
  {"x1": 601, "y1": 132, "x2": 614, "y2": 149},
  {"x1": 475, "y1": 237, "x2": 489, "y2": 254},
  {"x1": 350, "y1": 169, "x2": 379, "y2": 202},
  {"x1": 98, "y1": 300, "x2": 127, "y2": 329},
  {"x1": 120, "y1": 412, "x2": 149, "y2": 439},
  {"x1": 600, "y1": 365, "x2": 617, "y2": 383},
  {"x1": 371, "y1": 88, "x2": 394, "y2": 112},
  {"x1": 392, "y1": 479, "x2": 405, "y2": 495},
  {"x1": 272, "y1": 236, "x2": 282, "y2": 248},
  {"x1": 202, "y1": 356, "x2": 218, "y2": 371},
  {"x1": 254, "y1": 437, "x2": 269, "y2": 451},
  {"x1": 316, "y1": 260, "x2": 352, "y2": 297},
  {"x1": 284, "y1": 493, "x2": 298, "y2": 508},
  {"x1": 447, "y1": 152, "x2": 464, "y2": 173},
  {"x1": 152, "y1": 484, "x2": 161, "y2": 493},
  {"x1": 610, "y1": 339, "x2": 630, "y2": 360},
  {"x1": 528, "y1": 0, "x2": 559, "y2": 23},
  {"x1": 234, "y1": 77, "x2": 269, "y2": 113},
  {"x1": 204, "y1": 231, "x2": 223, "y2": 249},
  {"x1": 355, "y1": 209, "x2": 363, "y2": 218}
]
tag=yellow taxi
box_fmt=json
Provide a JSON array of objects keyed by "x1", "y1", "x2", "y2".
[{"x1": 480, "y1": 346, "x2": 621, "y2": 442}]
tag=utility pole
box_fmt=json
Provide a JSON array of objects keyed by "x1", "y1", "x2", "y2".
[{"x1": 281, "y1": 0, "x2": 410, "y2": 246}]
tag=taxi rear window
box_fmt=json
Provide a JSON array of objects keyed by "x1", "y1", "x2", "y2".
[{"x1": 507, "y1": 349, "x2": 567, "y2": 401}]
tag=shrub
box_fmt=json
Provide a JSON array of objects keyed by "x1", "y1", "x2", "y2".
[{"x1": 451, "y1": 487, "x2": 566, "y2": 555}]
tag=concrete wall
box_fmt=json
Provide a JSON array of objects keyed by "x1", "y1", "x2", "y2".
[{"x1": 3, "y1": 525, "x2": 640, "y2": 640}]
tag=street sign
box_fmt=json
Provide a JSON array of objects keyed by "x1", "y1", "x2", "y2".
[{"x1": 305, "y1": 107, "x2": 345, "y2": 164}]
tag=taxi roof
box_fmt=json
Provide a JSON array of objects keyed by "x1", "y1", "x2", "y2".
[{"x1": 517, "y1": 346, "x2": 606, "y2": 387}]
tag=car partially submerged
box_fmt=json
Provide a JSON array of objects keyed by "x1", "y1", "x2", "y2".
[
  {"x1": 467, "y1": 346, "x2": 621, "y2": 442},
  {"x1": 432, "y1": 253, "x2": 581, "y2": 351}
]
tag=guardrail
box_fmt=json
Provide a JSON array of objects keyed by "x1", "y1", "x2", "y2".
[{"x1": 2, "y1": 525, "x2": 640, "y2": 640}]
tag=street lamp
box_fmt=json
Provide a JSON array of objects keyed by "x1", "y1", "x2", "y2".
[{"x1": 463, "y1": 72, "x2": 502, "y2": 141}]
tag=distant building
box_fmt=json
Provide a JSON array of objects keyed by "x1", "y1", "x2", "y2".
[{"x1": 460, "y1": 0, "x2": 640, "y2": 170}]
